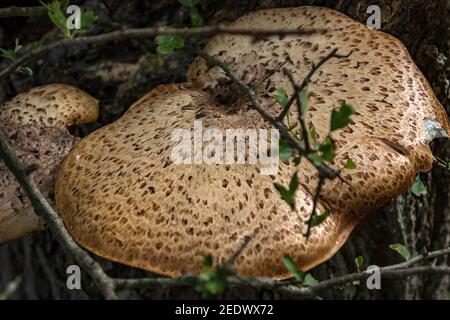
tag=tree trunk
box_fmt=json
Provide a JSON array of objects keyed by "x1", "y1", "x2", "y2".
[{"x1": 0, "y1": 0, "x2": 448, "y2": 299}]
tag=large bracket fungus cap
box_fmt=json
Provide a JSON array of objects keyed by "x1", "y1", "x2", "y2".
[
  {"x1": 0, "y1": 84, "x2": 99, "y2": 244},
  {"x1": 56, "y1": 7, "x2": 449, "y2": 278}
]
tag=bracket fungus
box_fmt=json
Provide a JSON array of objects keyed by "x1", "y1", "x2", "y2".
[
  {"x1": 0, "y1": 84, "x2": 99, "y2": 244},
  {"x1": 1, "y1": 7, "x2": 447, "y2": 279}
]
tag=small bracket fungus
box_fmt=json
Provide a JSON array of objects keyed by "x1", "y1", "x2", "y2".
[
  {"x1": 53, "y1": 7, "x2": 450, "y2": 278},
  {"x1": 0, "y1": 84, "x2": 99, "y2": 244}
]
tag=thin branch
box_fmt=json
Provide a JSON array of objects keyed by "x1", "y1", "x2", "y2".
[
  {"x1": 253, "y1": 61, "x2": 287, "y2": 89},
  {"x1": 0, "y1": 276, "x2": 22, "y2": 300},
  {"x1": 0, "y1": 131, "x2": 118, "y2": 300},
  {"x1": 222, "y1": 236, "x2": 252, "y2": 273},
  {"x1": 115, "y1": 246, "x2": 450, "y2": 298},
  {"x1": 0, "y1": 6, "x2": 46, "y2": 18},
  {"x1": 0, "y1": 25, "x2": 319, "y2": 80},
  {"x1": 276, "y1": 48, "x2": 353, "y2": 122}
]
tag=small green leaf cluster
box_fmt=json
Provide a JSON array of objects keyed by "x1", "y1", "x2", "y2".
[
  {"x1": 276, "y1": 86, "x2": 357, "y2": 170},
  {"x1": 0, "y1": 39, "x2": 33, "y2": 76},
  {"x1": 41, "y1": 0, "x2": 97, "y2": 39},
  {"x1": 307, "y1": 101, "x2": 355, "y2": 167},
  {"x1": 283, "y1": 255, "x2": 318, "y2": 286},
  {"x1": 195, "y1": 255, "x2": 228, "y2": 297},
  {"x1": 274, "y1": 86, "x2": 357, "y2": 230}
]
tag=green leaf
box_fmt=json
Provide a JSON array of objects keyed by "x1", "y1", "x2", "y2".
[
  {"x1": 196, "y1": 254, "x2": 228, "y2": 296},
  {"x1": 318, "y1": 137, "x2": 335, "y2": 162},
  {"x1": 279, "y1": 139, "x2": 293, "y2": 161},
  {"x1": 411, "y1": 175, "x2": 427, "y2": 197},
  {"x1": 309, "y1": 124, "x2": 318, "y2": 148},
  {"x1": 330, "y1": 102, "x2": 355, "y2": 131},
  {"x1": 309, "y1": 211, "x2": 330, "y2": 228},
  {"x1": 0, "y1": 39, "x2": 25, "y2": 61},
  {"x1": 389, "y1": 243, "x2": 411, "y2": 261},
  {"x1": 293, "y1": 156, "x2": 302, "y2": 166},
  {"x1": 42, "y1": 1, "x2": 97, "y2": 38},
  {"x1": 355, "y1": 256, "x2": 364, "y2": 269},
  {"x1": 299, "y1": 85, "x2": 309, "y2": 117},
  {"x1": 19, "y1": 67, "x2": 33, "y2": 76},
  {"x1": 275, "y1": 87, "x2": 288, "y2": 108},
  {"x1": 203, "y1": 275, "x2": 226, "y2": 295},
  {"x1": 283, "y1": 255, "x2": 305, "y2": 282},
  {"x1": 303, "y1": 273, "x2": 318, "y2": 287},
  {"x1": 307, "y1": 152, "x2": 323, "y2": 167},
  {"x1": 274, "y1": 183, "x2": 295, "y2": 210},
  {"x1": 155, "y1": 35, "x2": 185, "y2": 54},
  {"x1": 202, "y1": 254, "x2": 213, "y2": 269},
  {"x1": 178, "y1": 0, "x2": 200, "y2": 7},
  {"x1": 190, "y1": 7, "x2": 204, "y2": 27},
  {"x1": 289, "y1": 172, "x2": 298, "y2": 194},
  {"x1": 345, "y1": 158, "x2": 357, "y2": 169}
]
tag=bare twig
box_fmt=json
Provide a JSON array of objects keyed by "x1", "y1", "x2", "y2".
[
  {"x1": 2, "y1": 126, "x2": 450, "y2": 298},
  {"x1": 0, "y1": 25, "x2": 319, "y2": 80},
  {"x1": 0, "y1": 131, "x2": 118, "y2": 300},
  {"x1": 0, "y1": 6, "x2": 46, "y2": 18},
  {"x1": 304, "y1": 176, "x2": 325, "y2": 238},
  {"x1": 196, "y1": 50, "x2": 338, "y2": 180}
]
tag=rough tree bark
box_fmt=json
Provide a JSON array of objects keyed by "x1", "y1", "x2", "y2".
[{"x1": 0, "y1": 0, "x2": 448, "y2": 299}]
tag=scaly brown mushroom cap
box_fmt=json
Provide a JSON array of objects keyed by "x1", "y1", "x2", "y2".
[
  {"x1": 56, "y1": 7, "x2": 449, "y2": 278},
  {"x1": 0, "y1": 84, "x2": 99, "y2": 244}
]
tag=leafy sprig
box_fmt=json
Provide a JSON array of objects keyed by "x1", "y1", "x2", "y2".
[{"x1": 0, "y1": 39, "x2": 33, "y2": 76}]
